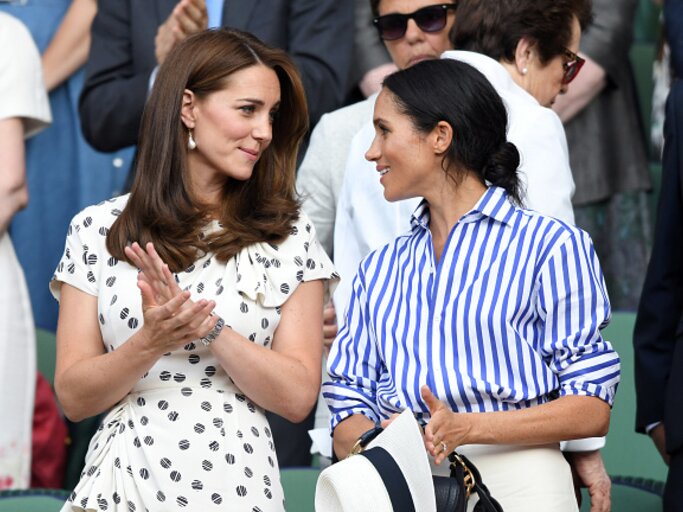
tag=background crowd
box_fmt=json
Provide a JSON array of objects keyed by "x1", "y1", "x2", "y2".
[{"x1": 0, "y1": 0, "x2": 680, "y2": 510}]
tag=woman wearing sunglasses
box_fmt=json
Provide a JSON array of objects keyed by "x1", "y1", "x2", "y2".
[
  {"x1": 325, "y1": 58, "x2": 619, "y2": 511},
  {"x1": 444, "y1": 0, "x2": 592, "y2": 229},
  {"x1": 553, "y1": 0, "x2": 651, "y2": 313},
  {"x1": 371, "y1": 3, "x2": 456, "y2": 44}
]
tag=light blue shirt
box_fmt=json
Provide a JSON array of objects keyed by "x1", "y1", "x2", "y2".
[
  {"x1": 206, "y1": 0, "x2": 224, "y2": 28},
  {"x1": 324, "y1": 186, "x2": 620, "y2": 431}
]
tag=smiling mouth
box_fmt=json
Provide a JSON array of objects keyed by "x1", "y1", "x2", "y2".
[
  {"x1": 378, "y1": 168, "x2": 390, "y2": 176},
  {"x1": 240, "y1": 148, "x2": 259, "y2": 160}
]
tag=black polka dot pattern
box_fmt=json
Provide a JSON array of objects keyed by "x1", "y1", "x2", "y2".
[{"x1": 51, "y1": 199, "x2": 337, "y2": 510}]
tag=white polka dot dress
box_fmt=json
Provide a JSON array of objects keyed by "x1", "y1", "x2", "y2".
[{"x1": 51, "y1": 195, "x2": 338, "y2": 512}]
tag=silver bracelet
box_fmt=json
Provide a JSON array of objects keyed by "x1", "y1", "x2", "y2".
[{"x1": 200, "y1": 315, "x2": 225, "y2": 346}]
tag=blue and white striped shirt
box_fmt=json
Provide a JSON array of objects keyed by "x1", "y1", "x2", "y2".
[{"x1": 324, "y1": 187, "x2": 620, "y2": 431}]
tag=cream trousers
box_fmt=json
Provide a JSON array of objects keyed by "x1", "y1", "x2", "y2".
[{"x1": 430, "y1": 443, "x2": 578, "y2": 512}]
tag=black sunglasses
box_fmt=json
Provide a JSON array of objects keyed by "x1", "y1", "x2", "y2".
[
  {"x1": 562, "y1": 48, "x2": 585, "y2": 84},
  {"x1": 373, "y1": 4, "x2": 457, "y2": 41}
]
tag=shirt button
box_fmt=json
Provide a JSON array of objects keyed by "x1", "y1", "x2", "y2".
[{"x1": 113, "y1": 157, "x2": 124, "y2": 168}]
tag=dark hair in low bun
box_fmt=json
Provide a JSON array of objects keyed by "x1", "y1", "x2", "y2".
[
  {"x1": 382, "y1": 59, "x2": 523, "y2": 205},
  {"x1": 483, "y1": 142, "x2": 522, "y2": 205}
]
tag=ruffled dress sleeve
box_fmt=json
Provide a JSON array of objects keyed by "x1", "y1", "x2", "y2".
[{"x1": 232, "y1": 210, "x2": 339, "y2": 308}]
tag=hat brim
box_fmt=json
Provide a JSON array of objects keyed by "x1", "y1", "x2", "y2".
[
  {"x1": 316, "y1": 455, "x2": 394, "y2": 511},
  {"x1": 315, "y1": 410, "x2": 436, "y2": 512}
]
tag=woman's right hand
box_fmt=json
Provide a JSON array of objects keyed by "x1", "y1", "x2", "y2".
[
  {"x1": 126, "y1": 241, "x2": 220, "y2": 352},
  {"x1": 135, "y1": 267, "x2": 218, "y2": 354},
  {"x1": 125, "y1": 242, "x2": 182, "y2": 305}
]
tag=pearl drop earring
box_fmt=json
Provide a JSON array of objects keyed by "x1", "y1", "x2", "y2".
[
  {"x1": 187, "y1": 130, "x2": 197, "y2": 150},
  {"x1": 521, "y1": 67, "x2": 528, "y2": 75}
]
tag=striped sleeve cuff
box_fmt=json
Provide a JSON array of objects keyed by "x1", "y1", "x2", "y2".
[
  {"x1": 557, "y1": 348, "x2": 620, "y2": 406},
  {"x1": 322, "y1": 381, "x2": 381, "y2": 431}
]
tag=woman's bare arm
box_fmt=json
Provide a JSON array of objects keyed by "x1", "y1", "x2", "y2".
[
  {"x1": 0, "y1": 118, "x2": 28, "y2": 234},
  {"x1": 332, "y1": 414, "x2": 376, "y2": 460},
  {"x1": 209, "y1": 279, "x2": 325, "y2": 422},
  {"x1": 42, "y1": 0, "x2": 97, "y2": 92},
  {"x1": 126, "y1": 241, "x2": 326, "y2": 423},
  {"x1": 422, "y1": 386, "x2": 610, "y2": 465},
  {"x1": 55, "y1": 281, "x2": 215, "y2": 421}
]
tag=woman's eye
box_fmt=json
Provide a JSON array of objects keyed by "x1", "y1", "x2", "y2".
[
  {"x1": 269, "y1": 110, "x2": 278, "y2": 122},
  {"x1": 240, "y1": 105, "x2": 255, "y2": 114}
]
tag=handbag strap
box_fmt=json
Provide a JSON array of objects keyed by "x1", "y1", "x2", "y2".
[{"x1": 449, "y1": 452, "x2": 504, "y2": 512}]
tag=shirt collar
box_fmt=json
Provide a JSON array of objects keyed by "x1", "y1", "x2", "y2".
[
  {"x1": 441, "y1": 50, "x2": 514, "y2": 89},
  {"x1": 441, "y1": 50, "x2": 541, "y2": 107},
  {"x1": 410, "y1": 186, "x2": 515, "y2": 231}
]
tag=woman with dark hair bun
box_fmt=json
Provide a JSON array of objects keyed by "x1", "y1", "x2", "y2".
[
  {"x1": 373, "y1": 58, "x2": 523, "y2": 205},
  {"x1": 324, "y1": 59, "x2": 620, "y2": 511},
  {"x1": 50, "y1": 28, "x2": 337, "y2": 512}
]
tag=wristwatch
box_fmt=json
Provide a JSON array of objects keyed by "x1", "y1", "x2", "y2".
[{"x1": 200, "y1": 316, "x2": 225, "y2": 346}]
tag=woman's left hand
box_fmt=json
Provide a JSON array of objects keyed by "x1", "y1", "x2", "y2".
[{"x1": 421, "y1": 385, "x2": 472, "y2": 465}]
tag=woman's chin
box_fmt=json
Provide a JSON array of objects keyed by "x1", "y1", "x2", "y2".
[
  {"x1": 382, "y1": 188, "x2": 396, "y2": 202},
  {"x1": 382, "y1": 188, "x2": 409, "y2": 203}
]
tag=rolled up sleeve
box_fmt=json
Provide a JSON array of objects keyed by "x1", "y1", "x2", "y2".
[
  {"x1": 536, "y1": 228, "x2": 621, "y2": 406},
  {"x1": 323, "y1": 267, "x2": 382, "y2": 431}
]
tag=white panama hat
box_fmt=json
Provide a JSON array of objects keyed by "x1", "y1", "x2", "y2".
[{"x1": 315, "y1": 409, "x2": 436, "y2": 512}]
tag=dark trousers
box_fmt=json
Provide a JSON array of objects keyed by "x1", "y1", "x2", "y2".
[
  {"x1": 665, "y1": 450, "x2": 683, "y2": 511},
  {"x1": 266, "y1": 406, "x2": 316, "y2": 468}
]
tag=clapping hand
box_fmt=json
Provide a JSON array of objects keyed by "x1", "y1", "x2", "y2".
[
  {"x1": 125, "y1": 242, "x2": 219, "y2": 352},
  {"x1": 125, "y1": 242, "x2": 183, "y2": 305}
]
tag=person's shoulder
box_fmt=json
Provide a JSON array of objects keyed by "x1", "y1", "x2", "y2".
[
  {"x1": 292, "y1": 209, "x2": 315, "y2": 234},
  {"x1": 267, "y1": 210, "x2": 320, "y2": 253},
  {"x1": 0, "y1": 12, "x2": 31, "y2": 42},
  {"x1": 516, "y1": 207, "x2": 589, "y2": 250},
  {"x1": 505, "y1": 85, "x2": 561, "y2": 125},
  {"x1": 529, "y1": 104, "x2": 563, "y2": 131},
  {"x1": 507, "y1": 99, "x2": 565, "y2": 151},
  {"x1": 0, "y1": 13, "x2": 40, "y2": 81},
  {"x1": 70, "y1": 194, "x2": 130, "y2": 231},
  {"x1": 237, "y1": 209, "x2": 336, "y2": 302}
]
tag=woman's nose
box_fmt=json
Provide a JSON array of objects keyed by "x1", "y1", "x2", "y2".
[
  {"x1": 253, "y1": 116, "x2": 272, "y2": 142},
  {"x1": 365, "y1": 136, "x2": 380, "y2": 161}
]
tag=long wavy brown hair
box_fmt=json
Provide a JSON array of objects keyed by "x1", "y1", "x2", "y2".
[{"x1": 107, "y1": 29, "x2": 308, "y2": 272}]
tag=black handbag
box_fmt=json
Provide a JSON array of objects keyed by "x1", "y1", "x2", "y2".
[{"x1": 433, "y1": 451, "x2": 504, "y2": 512}]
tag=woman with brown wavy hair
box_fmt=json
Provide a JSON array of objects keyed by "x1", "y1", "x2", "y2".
[{"x1": 50, "y1": 28, "x2": 337, "y2": 511}]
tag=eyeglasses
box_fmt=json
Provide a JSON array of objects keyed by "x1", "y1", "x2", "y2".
[
  {"x1": 373, "y1": 4, "x2": 457, "y2": 41},
  {"x1": 561, "y1": 48, "x2": 585, "y2": 84}
]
